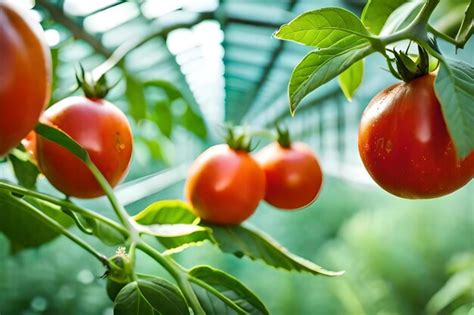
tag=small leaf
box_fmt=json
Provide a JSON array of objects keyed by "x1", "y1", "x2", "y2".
[
  {"x1": 8, "y1": 148, "x2": 40, "y2": 189},
  {"x1": 0, "y1": 191, "x2": 72, "y2": 254},
  {"x1": 178, "y1": 102, "x2": 207, "y2": 139},
  {"x1": 141, "y1": 224, "x2": 215, "y2": 251},
  {"x1": 190, "y1": 265, "x2": 269, "y2": 315},
  {"x1": 274, "y1": 8, "x2": 370, "y2": 49},
  {"x1": 455, "y1": 0, "x2": 474, "y2": 48},
  {"x1": 289, "y1": 44, "x2": 373, "y2": 114},
  {"x1": 204, "y1": 223, "x2": 343, "y2": 276},
  {"x1": 362, "y1": 0, "x2": 407, "y2": 34},
  {"x1": 114, "y1": 277, "x2": 189, "y2": 315},
  {"x1": 134, "y1": 200, "x2": 214, "y2": 251},
  {"x1": 435, "y1": 58, "x2": 474, "y2": 158},
  {"x1": 145, "y1": 80, "x2": 183, "y2": 101},
  {"x1": 35, "y1": 123, "x2": 89, "y2": 162},
  {"x1": 126, "y1": 75, "x2": 147, "y2": 122},
  {"x1": 338, "y1": 59, "x2": 364, "y2": 101},
  {"x1": 153, "y1": 100, "x2": 173, "y2": 138},
  {"x1": 134, "y1": 200, "x2": 198, "y2": 225}
]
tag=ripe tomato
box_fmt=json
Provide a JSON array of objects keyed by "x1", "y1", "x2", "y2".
[
  {"x1": 256, "y1": 142, "x2": 323, "y2": 210},
  {"x1": 359, "y1": 74, "x2": 474, "y2": 198},
  {"x1": 36, "y1": 96, "x2": 133, "y2": 198},
  {"x1": 185, "y1": 144, "x2": 265, "y2": 225},
  {"x1": 0, "y1": 2, "x2": 51, "y2": 156}
]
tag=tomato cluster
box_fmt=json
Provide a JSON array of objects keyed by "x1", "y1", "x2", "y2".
[
  {"x1": 185, "y1": 130, "x2": 323, "y2": 225},
  {"x1": 0, "y1": 3, "x2": 133, "y2": 198}
]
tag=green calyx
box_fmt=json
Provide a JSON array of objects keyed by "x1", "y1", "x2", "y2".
[
  {"x1": 104, "y1": 247, "x2": 134, "y2": 283},
  {"x1": 389, "y1": 44, "x2": 431, "y2": 82},
  {"x1": 75, "y1": 65, "x2": 110, "y2": 99},
  {"x1": 224, "y1": 126, "x2": 253, "y2": 152},
  {"x1": 275, "y1": 124, "x2": 291, "y2": 148}
]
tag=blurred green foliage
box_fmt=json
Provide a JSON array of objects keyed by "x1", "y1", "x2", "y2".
[{"x1": 1, "y1": 177, "x2": 472, "y2": 314}]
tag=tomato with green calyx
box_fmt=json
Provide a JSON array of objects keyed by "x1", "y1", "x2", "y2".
[
  {"x1": 0, "y1": 2, "x2": 51, "y2": 156},
  {"x1": 36, "y1": 96, "x2": 133, "y2": 198},
  {"x1": 105, "y1": 249, "x2": 134, "y2": 301},
  {"x1": 256, "y1": 127, "x2": 323, "y2": 210},
  {"x1": 359, "y1": 74, "x2": 474, "y2": 198},
  {"x1": 185, "y1": 131, "x2": 265, "y2": 225}
]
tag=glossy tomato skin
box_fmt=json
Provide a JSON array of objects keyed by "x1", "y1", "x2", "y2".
[
  {"x1": 21, "y1": 131, "x2": 36, "y2": 158},
  {"x1": 185, "y1": 144, "x2": 265, "y2": 225},
  {"x1": 256, "y1": 142, "x2": 323, "y2": 210},
  {"x1": 359, "y1": 74, "x2": 474, "y2": 198},
  {"x1": 36, "y1": 97, "x2": 133, "y2": 198},
  {"x1": 0, "y1": 3, "x2": 51, "y2": 156}
]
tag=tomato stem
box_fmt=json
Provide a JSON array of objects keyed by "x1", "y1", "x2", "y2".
[
  {"x1": 0, "y1": 181, "x2": 128, "y2": 236},
  {"x1": 9, "y1": 194, "x2": 109, "y2": 265},
  {"x1": 137, "y1": 242, "x2": 206, "y2": 315}
]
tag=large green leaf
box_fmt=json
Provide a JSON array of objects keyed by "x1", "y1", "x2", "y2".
[
  {"x1": 190, "y1": 266, "x2": 269, "y2": 315},
  {"x1": 204, "y1": 223, "x2": 343, "y2": 276},
  {"x1": 362, "y1": 0, "x2": 408, "y2": 34},
  {"x1": 435, "y1": 58, "x2": 474, "y2": 158},
  {"x1": 289, "y1": 44, "x2": 373, "y2": 114},
  {"x1": 114, "y1": 277, "x2": 189, "y2": 315},
  {"x1": 274, "y1": 8, "x2": 370, "y2": 49},
  {"x1": 134, "y1": 200, "x2": 214, "y2": 251},
  {"x1": 338, "y1": 59, "x2": 364, "y2": 101},
  {"x1": 178, "y1": 101, "x2": 207, "y2": 139},
  {"x1": 0, "y1": 190, "x2": 72, "y2": 254}
]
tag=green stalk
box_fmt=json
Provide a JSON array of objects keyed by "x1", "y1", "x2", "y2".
[
  {"x1": 13, "y1": 195, "x2": 108, "y2": 265},
  {"x1": 0, "y1": 181, "x2": 128, "y2": 236},
  {"x1": 86, "y1": 161, "x2": 135, "y2": 232},
  {"x1": 137, "y1": 242, "x2": 206, "y2": 315}
]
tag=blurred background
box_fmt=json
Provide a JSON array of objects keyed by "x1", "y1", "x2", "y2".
[{"x1": 0, "y1": 0, "x2": 473, "y2": 314}]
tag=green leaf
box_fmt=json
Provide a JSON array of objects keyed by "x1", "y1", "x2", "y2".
[
  {"x1": 126, "y1": 75, "x2": 147, "y2": 122},
  {"x1": 134, "y1": 200, "x2": 198, "y2": 225},
  {"x1": 134, "y1": 200, "x2": 214, "y2": 251},
  {"x1": 362, "y1": 0, "x2": 407, "y2": 34},
  {"x1": 338, "y1": 60, "x2": 364, "y2": 101},
  {"x1": 274, "y1": 8, "x2": 370, "y2": 49},
  {"x1": 190, "y1": 266, "x2": 269, "y2": 315},
  {"x1": 0, "y1": 191, "x2": 72, "y2": 254},
  {"x1": 153, "y1": 100, "x2": 173, "y2": 138},
  {"x1": 141, "y1": 224, "x2": 215, "y2": 252},
  {"x1": 455, "y1": 0, "x2": 474, "y2": 48},
  {"x1": 178, "y1": 102, "x2": 207, "y2": 139},
  {"x1": 204, "y1": 223, "x2": 343, "y2": 276},
  {"x1": 8, "y1": 149, "x2": 40, "y2": 189},
  {"x1": 289, "y1": 44, "x2": 373, "y2": 114},
  {"x1": 380, "y1": 0, "x2": 424, "y2": 35},
  {"x1": 35, "y1": 123, "x2": 89, "y2": 162},
  {"x1": 434, "y1": 58, "x2": 474, "y2": 158},
  {"x1": 114, "y1": 277, "x2": 190, "y2": 315},
  {"x1": 145, "y1": 80, "x2": 183, "y2": 101}
]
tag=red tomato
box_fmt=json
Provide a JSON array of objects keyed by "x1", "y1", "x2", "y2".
[
  {"x1": 36, "y1": 96, "x2": 133, "y2": 198},
  {"x1": 185, "y1": 144, "x2": 265, "y2": 225},
  {"x1": 0, "y1": 2, "x2": 51, "y2": 156},
  {"x1": 359, "y1": 74, "x2": 474, "y2": 198},
  {"x1": 256, "y1": 142, "x2": 323, "y2": 210}
]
